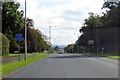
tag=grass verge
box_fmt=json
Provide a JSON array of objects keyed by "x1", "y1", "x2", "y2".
[
  {"x1": 1, "y1": 53, "x2": 48, "y2": 77},
  {"x1": 105, "y1": 55, "x2": 120, "y2": 59},
  {"x1": 90, "y1": 52, "x2": 120, "y2": 60}
]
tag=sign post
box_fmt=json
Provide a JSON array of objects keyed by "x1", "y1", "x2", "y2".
[
  {"x1": 15, "y1": 34, "x2": 23, "y2": 61},
  {"x1": 18, "y1": 40, "x2": 20, "y2": 61},
  {"x1": 88, "y1": 40, "x2": 94, "y2": 53}
]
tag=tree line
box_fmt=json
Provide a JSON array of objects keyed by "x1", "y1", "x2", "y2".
[
  {"x1": 65, "y1": 1, "x2": 120, "y2": 55},
  {"x1": 1, "y1": 1, "x2": 54, "y2": 56}
]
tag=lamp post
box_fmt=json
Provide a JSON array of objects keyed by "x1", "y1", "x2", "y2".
[
  {"x1": 49, "y1": 26, "x2": 57, "y2": 46},
  {"x1": 97, "y1": 25, "x2": 99, "y2": 52},
  {"x1": 49, "y1": 26, "x2": 51, "y2": 45},
  {"x1": 54, "y1": 38, "x2": 55, "y2": 46},
  {"x1": 25, "y1": 0, "x2": 27, "y2": 61}
]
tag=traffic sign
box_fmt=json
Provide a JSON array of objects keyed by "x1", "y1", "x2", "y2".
[
  {"x1": 88, "y1": 40, "x2": 94, "y2": 45},
  {"x1": 15, "y1": 34, "x2": 23, "y2": 41}
]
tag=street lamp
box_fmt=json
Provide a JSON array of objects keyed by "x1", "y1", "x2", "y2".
[
  {"x1": 54, "y1": 38, "x2": 55, "y2": 46},
  {"x1": 97, "y1": 25, "x2": 99, "y2": 52},
  {"x1": 49, "y1": 26, "x2": 51, "y2": 45},
  {"x1": 49, "y1": 26, "x2": 57, "y2": 46},
  {"x1": 25, "y1": 0, "x2": 27, "y2": 61}
]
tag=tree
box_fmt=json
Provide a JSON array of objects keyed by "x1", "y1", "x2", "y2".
[
  {"x1": 2, "y1": 1, "x2": 24, "y2": 35},
  {"x1": 2, "y1": 1, "x2": 54, "y2": 54},
  {"x1": 64, "y1": 44, "x2": 74, "y2": 53},
  {"x1": 74, "y1": 1, "x2": 119, "y2": 54},
  {"x1": 78, "y1": 13, "x2": 102, "y2": 52},
  {"x1": 55, "y1": 46, "x2": 59, "y2": 51},
  {"x1": 26, "y1": 25, "x2": 50, "y2": 52},
  {"x1": 2, "y1": 1, "x2": 24, "y2": 53}
]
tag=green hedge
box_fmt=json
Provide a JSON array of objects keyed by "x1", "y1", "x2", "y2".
[
  {"x1": 1, "y1": 33, "x2": 10, "y2": 56},
  {"x1": 0, "y1": 33, "x2": 1, "y2": 56}
]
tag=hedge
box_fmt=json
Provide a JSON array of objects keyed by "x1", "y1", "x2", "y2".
[
  {"x1": 0, "y1": 33, "x2": 1, "y2": 56},
  {"x1": 1, "y1": 33, "x2": 10, "y2": 56}
]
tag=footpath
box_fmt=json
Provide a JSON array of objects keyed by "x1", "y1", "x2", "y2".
[{"x1": 2, "y1": 54, "x2": 38, "y2": 64}]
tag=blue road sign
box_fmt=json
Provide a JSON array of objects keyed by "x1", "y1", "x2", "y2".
[{"x1": 15, "y1": 34, "x2": 23, "y2": 41}]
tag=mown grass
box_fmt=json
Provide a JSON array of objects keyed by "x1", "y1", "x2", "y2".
[{"x1": 1, "y1": 53, "x2": 48, "y2": 77}]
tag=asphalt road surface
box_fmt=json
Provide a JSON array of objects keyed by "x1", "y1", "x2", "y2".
[{"x1": 5, "y1": 53, "x2": 118, "y2": 78}]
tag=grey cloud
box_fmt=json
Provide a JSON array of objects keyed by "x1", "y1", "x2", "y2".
[
  {"x1": 56, "y1": 10, "x2": 86, "y2": 22},
  {"x1": 63, "y1": 10, "x2": 82, "y2": 16}
]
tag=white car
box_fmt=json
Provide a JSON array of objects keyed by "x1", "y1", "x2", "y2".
[
  {"x1": 43, "y1": 50, "x2": 49, "y2": 53},
  {"x1": 58, "y1": 50, "x2": 64, "y2": 54}
]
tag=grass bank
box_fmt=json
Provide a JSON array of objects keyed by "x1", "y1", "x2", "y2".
[{"x1": 1, "y1": 53, "x2": 48, "y2": 77}]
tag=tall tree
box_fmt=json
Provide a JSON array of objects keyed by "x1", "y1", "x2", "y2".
[
  {"x1": 2, "y1": 1, "x2": 24, "y2": 35},
  {"x1": 75, "y1": 1, "x2": 120, "y2": 54},
  {"x1": 2, "y1": 1, "x2": 24, "y2": 53}
]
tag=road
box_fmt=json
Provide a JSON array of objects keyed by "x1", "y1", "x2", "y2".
[{"x1": 5, "y1": 53, "x2": 118, "y2": 78}]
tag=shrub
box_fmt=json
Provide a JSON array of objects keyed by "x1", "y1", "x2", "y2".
[{"x1": 1, "y1": 33, "x2": 10, "y2": 56}]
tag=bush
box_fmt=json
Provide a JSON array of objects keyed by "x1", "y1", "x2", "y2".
[{"x1": 1, "y1": 33, "x2": 10, "y2": 56}]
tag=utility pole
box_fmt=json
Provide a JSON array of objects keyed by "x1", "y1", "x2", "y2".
[{"x1": 25, "y1": 0, "x2": 27, "y2": 61}]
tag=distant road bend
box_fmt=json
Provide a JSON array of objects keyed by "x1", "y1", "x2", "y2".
[{"x1": 5, "y1": 54, "x2": 118, "y2": 78}]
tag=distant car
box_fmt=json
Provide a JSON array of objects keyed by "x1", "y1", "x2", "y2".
[
  {"x1": 58, "y1": 50, "x2": 64, "y2": 54},
  {"x1": 43, "y1": 50, "x2": 49, "y2": 53}
]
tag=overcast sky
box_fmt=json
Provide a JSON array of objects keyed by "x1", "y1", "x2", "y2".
[{"x1": 16, "y1": 0, "x2": 105, "y2": 46}]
